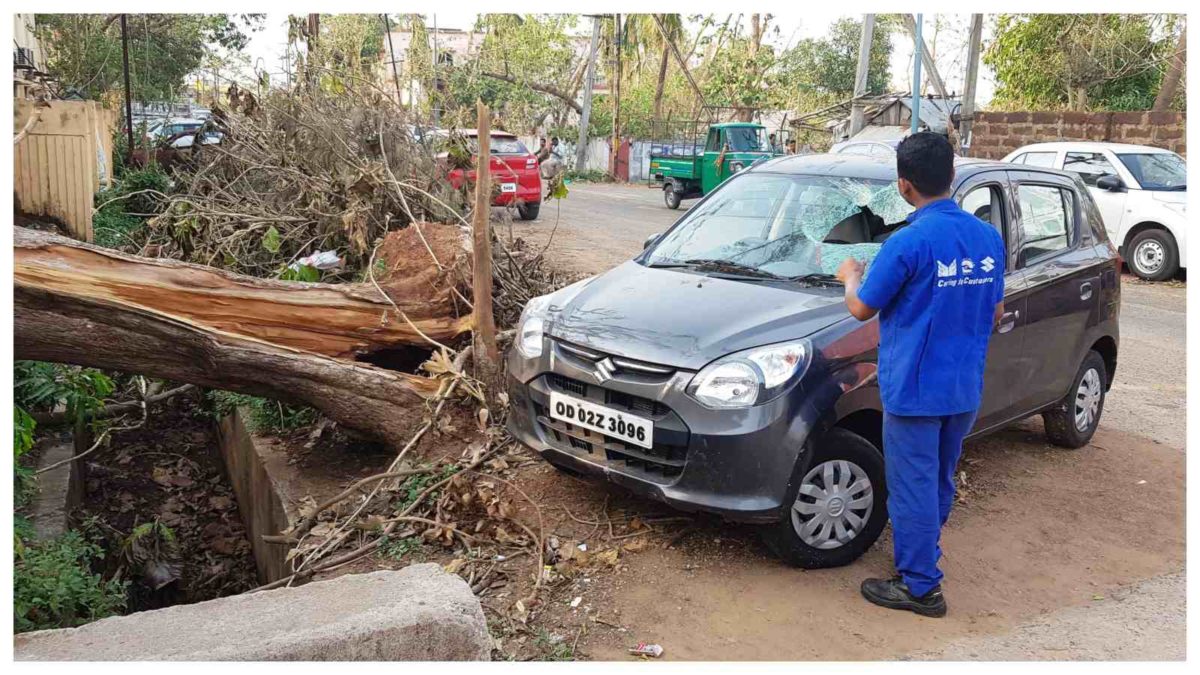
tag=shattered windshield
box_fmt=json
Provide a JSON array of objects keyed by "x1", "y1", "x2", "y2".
[
  {"x1": 644, "y1": 173, "x2": 914, "y2": 279},
  {"x1": 1117, "y1": 153, "x2": 1186, "y2": 190},
  {"x1": 726, "y1": 127, "x2": 768, "y2": 152}
]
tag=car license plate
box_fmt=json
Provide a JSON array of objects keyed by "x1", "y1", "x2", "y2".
[
  {"x1": 501, "y1": 183, "x2": 517, "y2": 193},
  {"x1": 549, "y1": 392, "x2": 653, "y2": 449}
]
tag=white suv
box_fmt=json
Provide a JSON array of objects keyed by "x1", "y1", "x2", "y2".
[{"x1": 1002, "y1": 142, "x2": 1187, "y2": 280}]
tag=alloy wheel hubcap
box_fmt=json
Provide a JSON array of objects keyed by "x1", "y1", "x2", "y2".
[
  {"x1": 791, "y1": 459, "x2": 873, "y2": 550},
  {"x1": 1135, "y1": 240, "x2": 1165, "y2": 274},
  {"x1": 1075, "y1": 367, "x2": 1102, "y2": 432}
]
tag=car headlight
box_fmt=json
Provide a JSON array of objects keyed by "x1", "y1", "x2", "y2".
[
  {"x1": 730, "y1": 161, "x2": 745, "y2": 173},
  {"x1": 687, "y1": 339, "x2": 812, "y2": 409},
  {"x1": 516, "y1": 295, "x2": 551, "y2": 359}
]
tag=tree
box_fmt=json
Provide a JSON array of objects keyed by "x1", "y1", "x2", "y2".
[
  {"x1": 35, "y1": 14, "x2": 263, "y2": 101},
  {"x1": 699, "y1": 14, "x2": 779, "y2": 120},
  {"x1": 985, "y1": 14, "x2": 1181, "y2": 111},
  {"x1": 773, "y1": 16, "x2": 894, "y2": 106},
  {"x1": 1153, "y1": 24, "x2": 1187, "y2": 111}
]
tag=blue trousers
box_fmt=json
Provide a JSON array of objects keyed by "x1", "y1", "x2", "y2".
[{"x1": 882, "y1": 410, "x2": 977, "y2": 597}]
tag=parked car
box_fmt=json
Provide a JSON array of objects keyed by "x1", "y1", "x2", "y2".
[
  {"x1": 1002, "y1": 142, "x2": 1186, "y2": 281},
  {"x1": 830, "y1": 139, "x2": 900, "y2": 157},
  {"x1": 440, "y1": 130, "x2": 543, "y2": 221},
  {"x1": 507, "y1": 154, "x2": 1120, "y2": 569}
]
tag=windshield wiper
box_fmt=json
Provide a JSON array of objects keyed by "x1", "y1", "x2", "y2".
[
  {"x1": 788, "y1": 273, "x2": 843, "y2": 286},
  {"x1": 680, "y1": 258, "x2": 785, "y2": 279}
]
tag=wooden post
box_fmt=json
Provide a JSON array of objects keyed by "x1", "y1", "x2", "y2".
[
  {"x1": 610, "y1": 13, "x2": 622, "y2": 180},
  {"x1": 849, "y1": 14, "x2": 876, "y2": 138},
  {"x1": 959, "y1": 14, "x2": 984, "y2": 155},
  {"x1": 472, "y1": 101, "x2": 499, "y2": 376}
]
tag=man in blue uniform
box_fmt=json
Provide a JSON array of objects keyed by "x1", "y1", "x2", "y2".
[{"x1": 835, "y1": 133, "x2": 1006, "y2": 618}]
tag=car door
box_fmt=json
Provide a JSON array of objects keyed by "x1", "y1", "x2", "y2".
[
  {"x1": 952, "y1": 171, "x2": 1030, "y2": 432},
  {"x1": 1060, "y1": 150, "x2": 1127, "y2": 240},
  {"x1": 1009, "y1": 170, "x2": 1103, "y2": 413}
]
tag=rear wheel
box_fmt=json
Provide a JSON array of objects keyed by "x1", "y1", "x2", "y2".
[
  {"x1": 1127, "y1": 228, "x2": 1178, "y2": 281},
  {"x1": 664, "y1": 185, "x2": 682, "y2": 209},
  {"x1": 1043, "y1": 350, "x2": 1107, "y2": 448},
  {"x1": 517, "y1": 202, "x2": 541, "y2": 221},
  {"x1": 762, "y1": 428, "x2": 888, "y2": 569}
]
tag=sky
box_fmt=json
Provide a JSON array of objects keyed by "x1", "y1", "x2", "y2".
[{"x1": 241, "y1": 12, "x2": 996, "y2": 107}]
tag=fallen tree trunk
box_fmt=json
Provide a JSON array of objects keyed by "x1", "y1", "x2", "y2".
[
  {"x1": 12, "y1": 224, "x2": 475, "y2": 446},
  {"x1": 14, "y1": 225, "x2": 473, "y2": 359}
]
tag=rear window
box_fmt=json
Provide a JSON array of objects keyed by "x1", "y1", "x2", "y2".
[{"x1": 470, "y1": 136, "x2": 528, "y2": 155}]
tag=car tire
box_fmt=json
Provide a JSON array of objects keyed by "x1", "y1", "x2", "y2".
[
  {"x1": 761, "y1": 427, "x2": 888, "y2": 569},
  {"x1": 1126, "y1": 228, "x2": 1179, "y2": 281},
  {"x1": 664, "y1": 186, "x2": 682, "y2": 210},
  {"x1": 1043, "y1": 350, "x2": 1108, "y2": 449},
  {"x1": 517, "y1": 202, "x2": 541, "y2": 221}
]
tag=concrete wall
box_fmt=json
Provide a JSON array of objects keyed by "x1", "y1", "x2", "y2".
[
  {"x1": 14, "y1": 565, "x2": 491, "y2": 661},
  {"x1": 215, "y1": 410, "x2": 291, "y2": 584},
  {"x1": 969, "y1": 110, "x2": 1187, "y2": 159}
]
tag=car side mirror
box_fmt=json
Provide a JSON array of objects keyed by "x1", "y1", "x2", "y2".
[
  {"x1": 643, "y1": 233, "x2": 662, "y2": 250},
  {"x1": 1096, "y1": 174, "x2": 1124, "y2": 191}
]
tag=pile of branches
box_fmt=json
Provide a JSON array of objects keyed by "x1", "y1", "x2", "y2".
[{"x1": 142, "y1": 84, "x2": 463, "y2": 278}]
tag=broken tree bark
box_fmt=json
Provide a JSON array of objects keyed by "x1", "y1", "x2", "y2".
[
  {"x1": 14, "y1": 225, "x2": 473, "y2": 359},
  {"x1": 13, "y1": 224, "x2": 477, "y2": 447}
]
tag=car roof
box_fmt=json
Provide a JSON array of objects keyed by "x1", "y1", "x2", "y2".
[
  {"x1": 1006, "y1": 141, "x2": 1174, "y2": 155},
  {"x1": 458, "y1": 129, "x2": 519, "y2": 138},
  {"x1": 162, "y1": 118, "x2": 205, "y2": 125},
  {"x1": 751, "y1": 152, "x2": 1073, "y2": 183}
]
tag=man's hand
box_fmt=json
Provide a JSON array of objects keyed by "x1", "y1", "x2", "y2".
[
  {"x1": 837, "y1": 258, "x2": 878, "y2": 321},
  {"x1": 836, "y1": 257, "x2": 865, "y2": 284}
]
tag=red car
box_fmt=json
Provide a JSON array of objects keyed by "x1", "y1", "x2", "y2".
[{"x1": 444, "y1": 130, "x2": 543, "y2": 221}]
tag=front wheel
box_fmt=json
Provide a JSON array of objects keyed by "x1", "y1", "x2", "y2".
[
  {"x1": 517, "y1": 202, "x2": 541, "y2": 221},
  {"x1": 761, "y1": 428, "x2": 888, "y2": 569},
  {"x1": 1043, "y1": 350, "x2": 1108, "y2": 448},
  {"x1": 664, "y1": 186, "x2": 682, "y2": 209},
  {"x1": 1127, "y1": 228, "x2": 1179, "y2": 281}
]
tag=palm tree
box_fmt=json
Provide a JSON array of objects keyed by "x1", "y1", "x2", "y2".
[{"x1": 607, "y1": 14, "x2": 685, "y2": 118}]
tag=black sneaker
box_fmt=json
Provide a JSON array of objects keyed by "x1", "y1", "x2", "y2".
[{"x1": 860, "y1": 575, "x2": 947, "y2": 618}]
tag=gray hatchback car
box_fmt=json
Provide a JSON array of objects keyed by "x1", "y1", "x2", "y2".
[{"x1": 507, "y1": 154, "x2": 1121, "y2": 568}]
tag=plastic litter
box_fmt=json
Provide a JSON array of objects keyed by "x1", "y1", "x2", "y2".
[
  {"x1": 288, "y1": 250, "x2": 343, "y2": 272},
  {"x1": 629, "y1": 643, "x2": 664, "y2": 658}
]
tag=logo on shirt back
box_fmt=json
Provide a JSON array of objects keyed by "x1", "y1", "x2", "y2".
[
  {"x1": 936, "y1": 259, "x2": 957, "y2": 277},
  {"x1": 980, "y1": 256, "x2": 995, "y2": 273},
  {"x1": 960, "y1": 258, "x2": 975, "y2": 275}
]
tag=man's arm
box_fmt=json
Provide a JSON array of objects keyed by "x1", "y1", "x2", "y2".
[
  {"x1": 993, "y1": 301, "x2": 1005, "y2": 329},
  {"x1": 840, "y1": 265, "x2": 878, "y2": 321}
]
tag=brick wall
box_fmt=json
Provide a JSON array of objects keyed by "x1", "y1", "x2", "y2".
[{"x1": 969, "y1": 111, "x2": 1186, "y2": 159}]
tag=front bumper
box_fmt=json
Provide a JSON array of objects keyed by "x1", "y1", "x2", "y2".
[{"x1": 506, "y1": 338, "x2": 818, "y2": 523}]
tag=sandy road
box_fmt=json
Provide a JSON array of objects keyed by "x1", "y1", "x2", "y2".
[{"x1": 510, "y1": 183, "x2": 1185, "y2": 660}]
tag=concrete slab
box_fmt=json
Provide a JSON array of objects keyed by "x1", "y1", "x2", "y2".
[{"x1": 14, "y1": 564, "x2": 491, "y2": 661}]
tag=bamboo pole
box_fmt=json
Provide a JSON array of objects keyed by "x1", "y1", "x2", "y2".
[{"x1": 472, "y1": 101, "x2": 499, "y2": 374}]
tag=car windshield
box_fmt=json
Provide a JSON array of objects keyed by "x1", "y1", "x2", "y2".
[
  {"x1": 726, "y1": 127, "x2": 768, "y2": 152},
  {"x1": 1117, "y1": 153, "x2": 1186, "y2": 190},
  {"x1": 644, "y1": 173, "x2": 914, "y2": 279}
]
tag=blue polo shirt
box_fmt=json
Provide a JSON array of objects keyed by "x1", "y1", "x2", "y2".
[{"x1": 857, "y1": 198, "x2": 1007, "y2": 417}]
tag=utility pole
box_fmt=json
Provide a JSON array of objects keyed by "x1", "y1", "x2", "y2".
[
  {"x1": 472, "y1": 101, "x2": 499, "y2": 390},
  {"x1": 382, "y1": 14, "x2": 403, "y2": 106},
  {"x1": 849, "y1": 14, "x2": 876, "y2": 138},
  {"x1": 431, "y1": 14, "x2": 439, "y2": 128},
  {"x1": 576, "y1": 16, "x2": 602, "y2": 170},
  {"x1": 959, "y1": 14, "x2": 984, "y2": 154},
  {"x1": 911, "y1": 14, "x2": 922, "y2": 135},
  {"x1": 119, "y1": 14, "x2": 135, "y2": 159},
  {"x1": 610, "y1": 14, "x2": 622, "y2": 180},
  {"x1": 901, "y1": 14, "x2": 951, "y2": 102}
]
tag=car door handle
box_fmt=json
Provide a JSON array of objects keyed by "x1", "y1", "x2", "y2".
[
  {"x1": 997, "y1": 310, "x2": 1019, "y2": 334},
  {"x1": 1080, "y1": 282, "x2": 1093, "y2": 301}
]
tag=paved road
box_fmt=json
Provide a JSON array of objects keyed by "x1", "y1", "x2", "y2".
[{"x1": 513, "y1": 183, "x2": 1186, "y2": 660}]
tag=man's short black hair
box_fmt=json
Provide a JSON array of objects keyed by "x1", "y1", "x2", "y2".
[{"x1": 896, "y1": 132, "x2": 954, "y2": 197}]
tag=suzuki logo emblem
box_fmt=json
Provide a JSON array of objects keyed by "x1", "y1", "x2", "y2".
[{"x1": 594, "y1": 358, "x2": 616, "y2": 383}]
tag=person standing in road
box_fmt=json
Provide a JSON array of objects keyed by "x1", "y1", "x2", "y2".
[{"x1": 835, "y1": 132, "x2": 1006, "y2": 618}]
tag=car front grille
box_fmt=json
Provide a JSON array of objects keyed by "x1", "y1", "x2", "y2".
[{"x1": 534, "y1": 374, "x2": 689, "y2": 483}]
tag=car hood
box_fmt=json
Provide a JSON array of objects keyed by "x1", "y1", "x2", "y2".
[
  {"x1": 542, "y1": 261, "x2": 849, "y2": 370},
  {"x1": 1150, "y1": 190, "x2": 1186, "y2": 206}
]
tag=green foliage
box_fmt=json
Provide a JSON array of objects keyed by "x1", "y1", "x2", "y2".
[
  {"x1": 93, "y1": 165, "x2": 170, "y2": 250},
  {"x1": 394, "y1": 464, "x2": 460, "y2": 511},
  {"x1": 985, "y1": 14, "x2": 1178, "y2": 111},
  {"x1": 379, "y1": 535, "x2": 425, "y2": 561},
  {"x1": 35, "y1": 14, "x2": 264, "y2": 101},
  {"x1": 14, "y1": 361, "x2": 114, "y2": 423},
  {"x1": 279, "y1": 263, "x2": 321, "y2": 282},
  {"x1": 563, "y1": 169, "x2": 613, "y2": 184},
  {"x1": 534, "y1": 629, "x2": 575, "y2": 661},
  {"x1": 14, "y1": 407, "x2": 38, "y2": 509},
  {"x1": 772, "y1": 17, "x2": 894, "y2": 107},
  {"x1": 207, "y1": 391, "x2": 320, "y2": 433},
  {"x1": 13, "y1": 530, "x2": 128, "y2": 633}
]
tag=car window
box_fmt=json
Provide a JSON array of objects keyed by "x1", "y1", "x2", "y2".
[
  {"x1": 705, "y1": 128, "x2": 722, "y2": 152},
  {"x1": 1019, "y1": 151, "x2": 1057, "y2": 168},
  {"x1": 726, "y1": 127, "x2": 766, "y2": 152},
  {"x1": 959, "y1": 184, "x2": 1005, "y2": 237},
  {"x1": 1017, "y1": 184, "x2": 1073, "y2": 265},
  {"x1": 1063, "y1": 152, "x2": 1118, "y2": 186},
  {"x1": 1116, "y1": 152, "x2": 1186, "y2": 190},
  {"x1": 467, "y1": 136, "x2": 528, "y2": 155}
]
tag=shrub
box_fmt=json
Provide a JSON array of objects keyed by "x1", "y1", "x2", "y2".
[
  {"x1": 14, "y1": 406, "x2": 37, "y2": 508},
  {"x1": 13, "y1": 530, "x2": 128, "y2": 633},
  {"x1": 207, "y1": 391, "x2": 320, "y2": 433}
]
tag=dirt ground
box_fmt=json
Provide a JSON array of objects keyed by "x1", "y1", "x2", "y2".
[{"x1": 499, "y1": 182, "x2": 1186, "y2": 660}]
